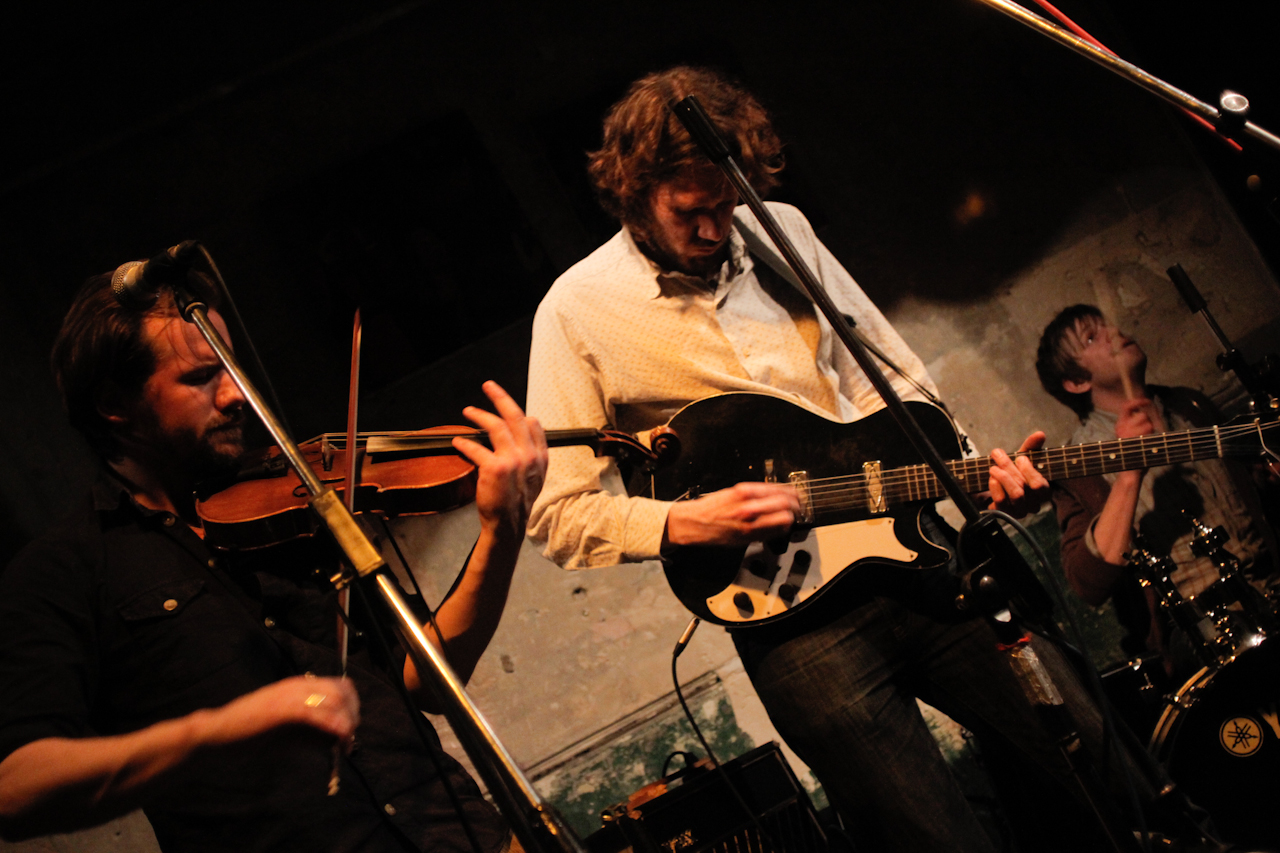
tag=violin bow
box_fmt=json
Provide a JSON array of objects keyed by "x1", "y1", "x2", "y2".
[{"x1": 330, "y1": 309, "x2": 362, "y2": 796}]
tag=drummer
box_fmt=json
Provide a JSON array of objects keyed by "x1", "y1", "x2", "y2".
[{"x1": 1036, "y1": 304, "x2": 1280, "y2": 673}]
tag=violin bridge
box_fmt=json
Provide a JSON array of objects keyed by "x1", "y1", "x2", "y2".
[
  {"x1": 321, "y1": 436, "x2": 335, "y2": 472},
  {"x1": 864, "y1": 460, "x2": 886, "y2": 513},
  {"x1": 789, "y1": 471, "x2": 812, "y2": 524}
]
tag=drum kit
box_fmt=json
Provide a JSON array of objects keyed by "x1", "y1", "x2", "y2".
[{"x1": 1117, "y1": 517, "x2": 1280, "y2": 848}]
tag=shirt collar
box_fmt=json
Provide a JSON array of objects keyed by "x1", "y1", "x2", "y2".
[
  {"x1": 91, "y1": 465, "x2": 133, "y2": 513},
  {"x1": 622, "y1": 223, "x2": 751, "y2": 299},
  {"x1": 90, "y1": 464, "x2": 174, "y2": 524}
]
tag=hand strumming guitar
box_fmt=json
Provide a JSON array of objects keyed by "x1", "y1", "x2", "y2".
[{"x1": 662, "y1": 481, "x2": 801, "y2": 550}]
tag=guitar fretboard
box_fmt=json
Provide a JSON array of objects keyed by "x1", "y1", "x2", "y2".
[{"x1": 802, "y1": 419, "x2": 1275, "y2": 517}]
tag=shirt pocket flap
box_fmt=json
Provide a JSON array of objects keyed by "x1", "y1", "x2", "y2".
[{"x1": 116, "y1": 579, "x2": 207, "y2": 621}]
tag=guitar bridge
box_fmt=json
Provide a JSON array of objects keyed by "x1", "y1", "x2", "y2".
[
  {"x1": 864, "y1": 460, "x2": 886, "y2": 513},
  {"x1": 789, "y1": 471, "x2": 813, "y2": 524}
]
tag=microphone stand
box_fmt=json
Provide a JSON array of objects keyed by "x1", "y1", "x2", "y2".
[
  {"x1": 166, "y1": 266, "x2": 585, "y2": 853},
  {"x1": 1168, "y1": 263, "x2": 1280, "y2": 416},
  {"x1": 671, "y1": 96, "x2": 1153, "y2": 853}
]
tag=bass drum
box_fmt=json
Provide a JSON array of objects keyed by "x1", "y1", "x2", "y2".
[{"x1": 1150, "y1": 641, "x2": 1280, "y2": 849}]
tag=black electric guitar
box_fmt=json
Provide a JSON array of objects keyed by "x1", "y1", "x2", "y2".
[{"x1": 628, "y1": 393, "x2": 1279, "y2": 628}]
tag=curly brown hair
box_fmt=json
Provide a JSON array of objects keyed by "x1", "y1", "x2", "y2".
[{"x1": 588, "y1": 66, "x2": 785, "y2": 233}]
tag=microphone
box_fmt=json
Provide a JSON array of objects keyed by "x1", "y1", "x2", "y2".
[{"x1": 110, "y1": 241, "x2": 200, "y2": 307}]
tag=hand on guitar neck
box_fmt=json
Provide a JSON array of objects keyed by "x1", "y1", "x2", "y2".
[
  {"x1": 983, "y1": 431, "x2": 1051, "y2": 518},
  {"x1": 660, "y1": 429, "x2": 1051, "y2": 553}
]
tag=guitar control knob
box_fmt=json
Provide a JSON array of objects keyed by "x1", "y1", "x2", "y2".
[
  {"x1": 778, "y1": 583, "x2": 799, "y2": 604},
  {"x1": 733, "y1": 592, "x2": 755, "y2": 616},
  {"x1": 746, "y1": 559, "x2": 773, "y2": 580}
]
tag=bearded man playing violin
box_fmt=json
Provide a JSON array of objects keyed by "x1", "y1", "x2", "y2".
[{"x1": 0, "y1": 270, "x2": 546, "y2": 853}]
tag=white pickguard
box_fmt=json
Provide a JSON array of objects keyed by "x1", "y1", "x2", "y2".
[{"x1": 705, "y1": 518, "x2": 918, "y2": 623}]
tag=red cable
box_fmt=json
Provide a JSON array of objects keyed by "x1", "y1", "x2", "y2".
[
  {"x1": 1031, "y1": 0, "x2": 1114, "y2": 54},
  {"x1": 1026, "y1": 0, "x2": 1244, "y2": 152}
]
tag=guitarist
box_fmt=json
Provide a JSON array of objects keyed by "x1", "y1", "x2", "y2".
[
  {"x1": 1036, "y1": 303, "x2": 1279, "y2": 673},
  {"x1": 527, "y1": 67, "x2": 1119, "y2": 853}
]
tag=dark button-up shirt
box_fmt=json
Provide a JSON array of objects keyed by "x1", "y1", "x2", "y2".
[{"x1": 0, "y1": 470, "x2": 508, "y2": 853}]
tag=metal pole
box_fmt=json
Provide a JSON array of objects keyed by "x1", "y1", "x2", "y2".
[
  {"x1": 973, "y1": 0, "x2": 1280, "y2": 152},
  {"x1": 174, "y1": 285, "x2": 583, "y2": 853}
]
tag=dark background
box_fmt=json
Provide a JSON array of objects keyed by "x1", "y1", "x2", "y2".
[{"x1": 2, "y1": 0, "x2": 1277, "y2": 565}]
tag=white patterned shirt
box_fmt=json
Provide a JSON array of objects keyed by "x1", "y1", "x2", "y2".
[{"x1": 526, "y1": 202, "x2": 937, "y2": 569}]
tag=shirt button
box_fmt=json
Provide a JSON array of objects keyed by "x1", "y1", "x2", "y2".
[
  {"x1": 162, "y1": 516, "x2": 176, "y2": 527},
  {"x1": 207, "y1": 558, "x2": 217, "y2": 569},
  {"x1": 264, "y1": 617, "x2": 276, "y2": 629},
  {"x1": 163, "y1": 599, "x2": 179, "y2": 611},
  {"x1": 384, "y1": 804, "x2": 397, "y2": 816}
]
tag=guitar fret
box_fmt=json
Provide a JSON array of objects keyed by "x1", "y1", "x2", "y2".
[{"x1": 796, "y1": 417, "x2": 1271, "y2": 521}]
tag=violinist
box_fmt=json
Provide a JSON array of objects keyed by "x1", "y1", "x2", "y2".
[{"x1": 0, "y1": 270, "x2": 547, "y2": 852}]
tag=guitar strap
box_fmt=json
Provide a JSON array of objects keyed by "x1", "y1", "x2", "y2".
[
  {"x1": 732, "y1": 214, "x2": 973, "y2": 454},
  {"x1": 732, "y1": 214, "x2": 943, "y2": 406}
]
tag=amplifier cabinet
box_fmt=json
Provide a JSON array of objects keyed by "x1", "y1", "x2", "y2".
[{"x1": 585, "y1": 743, "x2": 827, "y2": 853}]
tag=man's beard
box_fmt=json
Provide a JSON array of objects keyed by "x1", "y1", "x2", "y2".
[
  {"x1": 632, "y1": 221, "x2": 729, "y2": 278},
  {"x1": 189, "y1": 419, "x2": 247, "y2": 483},
  {"x1": 135, "y1": 409, "x2": 247, "y2": 484}
]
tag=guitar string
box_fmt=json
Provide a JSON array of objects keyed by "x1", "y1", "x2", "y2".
[
  {"x1": 794, "y1": 423, "x2": 1272, "y2": 515},
  {"x1": 802, "y1": 450, "x2": 1250, "y2": 513},
  {"x1": 799, "y1": 435, "x2": 1233, "y2": 503},
  {"x1": 799, "y1": 434, "x2": 1239, "y2": 496},
  {"x1": 798, "y1": 422, "x2": 1267, "y2": 491}
]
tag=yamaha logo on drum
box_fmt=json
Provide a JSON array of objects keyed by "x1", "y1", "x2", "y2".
[{"x1": 1219, "y1": 716, "x2": 1264, "y2": 757}]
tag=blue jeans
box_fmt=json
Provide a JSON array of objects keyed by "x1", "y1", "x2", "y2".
[{"x1": 733, "y1": 591, "x2": 1116, "y2": 852}]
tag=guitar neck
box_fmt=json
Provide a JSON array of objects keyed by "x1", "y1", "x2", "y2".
[{"x1": 875, "y1": 422, "x2": 1256, "y2": 507}]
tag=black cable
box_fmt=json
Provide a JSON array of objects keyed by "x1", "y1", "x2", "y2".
[
  {"x1": 661, "y1": 751, "x2": 701, "y2": 778},
  {"x1": 669, "y1": 617, "x2": 784, "y2": 853},
  {"x1": 195, "y1": 243, "x2": 294, "y2": 437},
  {"x1": 375, "y1": 513, "x2": 465, "y2": 667},
  {"x1": 671, "y1": 619, "x2": 719, "y2": 768}
]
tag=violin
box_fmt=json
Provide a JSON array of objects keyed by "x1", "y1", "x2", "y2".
[{"x1": 195, "y1": 425, "x2": 674, "y2": 551}]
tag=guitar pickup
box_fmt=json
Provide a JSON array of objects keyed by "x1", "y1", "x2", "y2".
[
  {"x1": 788, "y1": 471, "x2": 813, "y2": 525},
  {"x1": 863, "y1": 461, "x2": 886, "y2": 514}
]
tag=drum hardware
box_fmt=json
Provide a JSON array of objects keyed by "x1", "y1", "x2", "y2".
[
  {"x1": 1127, "y1": 544, "x2": 1236, "y2": 670},
  {"x1": 1187, "y1": 515, "x2": 1280, "y2": 633},
  {"x1": 1125, "y1": 523, "x2": 1280, "y2": 847},
  {"x1": 1100, "y1": 656, "x2": 1173, "y2": 739},
  {"x1": 1126, "y1": 520, "x2": 1274, "y2": 670},
  {"x1": 1148, "y1": 643, "x2": 1280, "y2": 849},
  {"x1": 1119, "y1": 658, "x2": 1160, "y2": 695}
]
